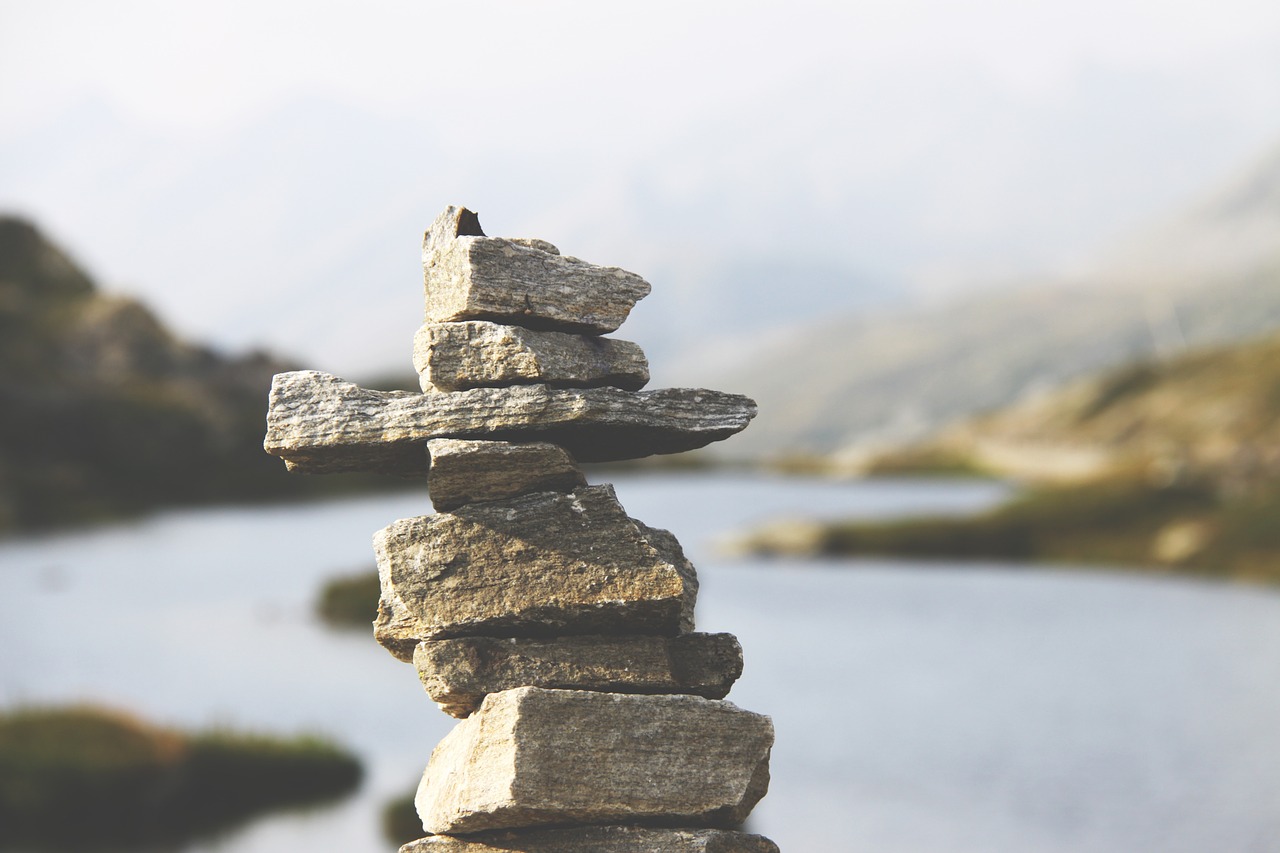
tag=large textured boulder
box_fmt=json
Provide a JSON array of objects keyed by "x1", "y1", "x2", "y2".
[
  {"x1": 400, "y1": 825, "x2": 780, "y2": 852},
  {"x1": 414, "y1": 321, "x2": 648, "y2": 392},
  {"x1": 374, "y1": 485, "x2": 698, "y2": 660},
  {"x1": 426, "y1": 438, "x2": 584, "y2": 512},
  {"x1": 263, "y1": 371, "x2": 756, "y2": 473},
  {"x1": 422, "y1": 206, "x2": 650, "y2": 334},
  {"x1": 414, "y1": 633, "x2": 743, "y2": 717},
  {"x1": 415, "y1": 687, "x2": 773, "y2": 834}
]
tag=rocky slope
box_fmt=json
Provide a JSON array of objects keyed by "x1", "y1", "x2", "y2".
[{"x1": 0, "y1": 216, "x2": 368, "y2": 532}]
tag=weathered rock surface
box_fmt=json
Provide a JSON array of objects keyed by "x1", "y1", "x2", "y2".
[
  {"x1": 423, "y1": 206, "x2": 650, "y2": 334},
  {"x1": 264, "y1": 371, "x2": 756, "y2": 473},
  {"x1": 415, "y1": 687, "x2": 773, "y2": 834},
  {"x1": 413, "y1": 321, "x2": 649, "y2": 392},
  {"x1": 399, "y1": 825, "x2": 779, "y2": 852},
  {"x1": 374, "y1": 485, "x2": 698, "y2": 660},
  {"x1": 426, "y1": 438, "x2": 585, "y2": 512},
  {"x1": 414, "y1": 633, "x2": 743, "y2": 717}
]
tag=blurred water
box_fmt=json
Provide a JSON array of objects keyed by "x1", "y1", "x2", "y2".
[{"x1": 3, "y1": 473, "x2": 1280, "y2": 852}]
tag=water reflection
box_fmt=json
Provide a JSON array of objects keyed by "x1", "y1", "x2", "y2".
[{"x1": 3, "y1": 474, "x2": 1279, "y2": 852}]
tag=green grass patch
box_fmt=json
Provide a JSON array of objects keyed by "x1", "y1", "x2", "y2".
[
  {"x1": 317, "y1": 571, "x2": 381, "y2": 629},
  {"x1": 859, "y1": 446, "x2": 994, "y2": 478},
  {"x1": 0, "y1": 706, "x2": 362, "y2": 850},
  {"x1": 381, "y1": 788, "x2": 423, "y2": 847},
  {"x1": 811, "y1": 477, "x2": 1216, "y2": 565},
  {"x1": 746, "y1": 475, "x2": 1280, "y2": 582}
]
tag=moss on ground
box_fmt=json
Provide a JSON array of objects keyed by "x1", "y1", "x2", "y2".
[
  {"x1": 382, "y1": 788, "x2": 423, "y2": 846},
  {"x1": 0, "y1": 706, "x2": 362, "y2": 850},
  {"x1": 317, "y1": 571, "x2": 381, "y2": 629},
  {"x1": 744, "y1": 476, "x2": 1280, "y2": 583}
]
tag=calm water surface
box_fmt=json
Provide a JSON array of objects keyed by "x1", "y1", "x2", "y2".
[{"x1": 3, "y1": 473, "x2": 1279, "y2": 853}]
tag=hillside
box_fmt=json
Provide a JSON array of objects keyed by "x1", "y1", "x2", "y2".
[
  {"x1": 706, "y1": 142, "x2": 1280, "y2": 460},
  {"x1": 874, "y1": 332, "x2": 1280, "y2": 491},
  {"x1": 0, "y1": 217, "x2": 380, "y2": 532},
  {"x1": 738, "y1": 332, "x2": 1280, "y2": 581}
]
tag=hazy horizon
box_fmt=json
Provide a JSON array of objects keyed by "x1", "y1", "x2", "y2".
[{"x1": 3, "y1": 0, "x2": 1279, "y2": 377}]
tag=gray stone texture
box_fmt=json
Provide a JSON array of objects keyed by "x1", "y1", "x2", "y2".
[
  {"x1": 399, "y1": 825, "x2": 779, "y2": 853},
  {"x1": 426, "y1": 438, "x2": 584, "y2": 512},
  {"x1": 263, "y1": 371, "x2": 756, "y2": 474},
  {"x1": 414, "y1": 687, "x2": 773, "y2": 834},
  {"x1": 422, "y1": 206, "x2": 650, "y2": 334},
  {"x1": 413, "y1": 633, "x2": 744, "y2": 717},
  {"x1": 373, "y1": 485, "x2": 698, "y2": 661},
  {"x1": 413, "y1": 321, "x2": 649, "y2": 393}
]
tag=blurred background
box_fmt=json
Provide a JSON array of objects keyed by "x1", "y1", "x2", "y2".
[{"x1": 3, "y1": 1, "x2": 1280, "y2": 851}]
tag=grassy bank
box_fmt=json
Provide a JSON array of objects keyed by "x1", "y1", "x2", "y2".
[
  {"x1": 0, "y1": 706, "x2": 362, "y2": 850},
  {"x1": 382, "y1": 789, "x2": 422, "y2": 846},
  {"x1": 317, "y1": 571, "x2": 381, "y2": 629},
  {"x1": 737, "y1": 476, "x2": 1280, "y2": 583}
]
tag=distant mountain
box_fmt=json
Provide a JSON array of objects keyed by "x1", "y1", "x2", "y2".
[
  {"x1": 709, "y1": 142, "x2": 1280, "y2": 460},
  {"x1": 1084, "y1": 143, "x2": 1280, "y2": 284},
  {"x1": 0, "y1": 217, "x2": 378, "y2": 532}
]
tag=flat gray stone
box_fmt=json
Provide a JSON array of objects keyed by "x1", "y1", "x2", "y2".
[
  {"x1": 413, "y1": 321, "x2": 649, "y2": 392},
  {"x1": 423, "y1": 206, "x2": 650, "y2": 334},
  {"x1": 415, "y1": 687, "x2": 773, "y2": 834},
  {"x1": 264, "y1": 371, "x2": 756, "y2": 473},
  {"x1": 426, "y1": 438, "x2": 584, "y2": 512},
  {"x1": 400, "y1": 825, "x2": 779, "y2": 852},
  {"x1": 374, "y1": 485, "x2": 698, "y2": 661},
  {"x1": 414, "y1": 633, "x2": 744, "y2": 717}
]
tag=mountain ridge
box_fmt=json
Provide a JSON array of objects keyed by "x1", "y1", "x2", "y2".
[
  {"x1": 0, "y1": 216, "x2": 385, "y2": 532},
  {"x1": 707, "y1": 138, "x2": 1280, "y2": 460}
]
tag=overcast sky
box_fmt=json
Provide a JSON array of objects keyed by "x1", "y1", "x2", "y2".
[{"x1": 2, "y1": 0, "x2": 1279, "y2": 374}]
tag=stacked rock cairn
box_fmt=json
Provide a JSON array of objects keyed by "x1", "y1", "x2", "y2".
[{"x1": 264, "y1": 206, "x2": 778, "y2": 852}]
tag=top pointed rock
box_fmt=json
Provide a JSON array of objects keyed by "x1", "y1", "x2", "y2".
[{"x1": 423, "y1": 206, "x2": 651, "y2": 334}]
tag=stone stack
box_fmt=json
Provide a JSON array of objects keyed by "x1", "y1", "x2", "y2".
[{"x1": 264, "y1": 206, "x2": 778, "y2": 852}]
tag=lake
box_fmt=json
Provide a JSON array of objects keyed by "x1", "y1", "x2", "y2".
[{"x1": 3, "y1": 472, "x2": 1280, "y2": 852}]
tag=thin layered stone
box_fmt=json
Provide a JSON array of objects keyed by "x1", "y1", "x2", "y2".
[
  {"x1": 413, "y1": 321, "x2": 648, "y2": 392},
  {"x1": 373, "y1": 485, "x2": 697, "y2": 661},
  {"x1": 426, "y1": 438, "x2": 584, "y2": 512},
  {"x1": 263, "y1": 371, "x2": 756, "y2": 474},
  {"x1": 422, "y1": 206, "x2": 650, "y2": 334},
  {"x1": 399, "y1": 825, "x2": 779, "y2": 853},
  {"x1": 413, "y1": 633, "x2": 743, "y2": 717}
]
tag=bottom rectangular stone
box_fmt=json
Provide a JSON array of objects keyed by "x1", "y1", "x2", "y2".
[
  {"x1": 400, "y1": 825, "x2": 779, "y2": 852},
  {"x1": 416, "y1": 687, "x2": 773, "y2": 834}
]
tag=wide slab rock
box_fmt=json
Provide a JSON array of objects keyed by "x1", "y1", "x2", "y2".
[
  {"x1": 426, "y1": 438, "x2": 584, "y2": 512},
  {"x1": 423, "y1": 206, "x2": 650, "y2": 334},
  {"x1": 374, "y1": 485, "x2": 698, "y2": 660},
  {"x1": 414, "y1": 633, "x2": 743, "y2": 717},
  {"x1": 264, "y1": 371, "x2": 755, "y2": 474},
  {"x1": 415, "y1": 687, "x2": 773, "y2": 834},
  {"x1": 413, "y1": 321, "x2": 649, "y2": 392},
  {"x1": 400, "y1": 825, "x2": 779, "y2": 853}
]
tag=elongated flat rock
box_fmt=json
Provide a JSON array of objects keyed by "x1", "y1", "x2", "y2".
[
  {"x1": 264, "y1": 371, "x2": 755, "y2": 473},
  {"x1": 374, "y1": 485, "x2": 698, "y2": 661},
  {"x1": 400, "y1": 825, "x2": 779, "y2": 853},
  {"x1": 423, "y1": 206, "x2": 650, "y2": 334},
  {"x1": 426, "y1": 438, "x2": 584, "y2": 511},
  {"x1": 416, "y1": 687, "x2": 773, "y2": 834},
  {"x1": 414, "y1": 633, "x2": 743, "y2": 717},
  {"x1": 413, "y1": 321, "x2": 649, "y2": 392}
]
